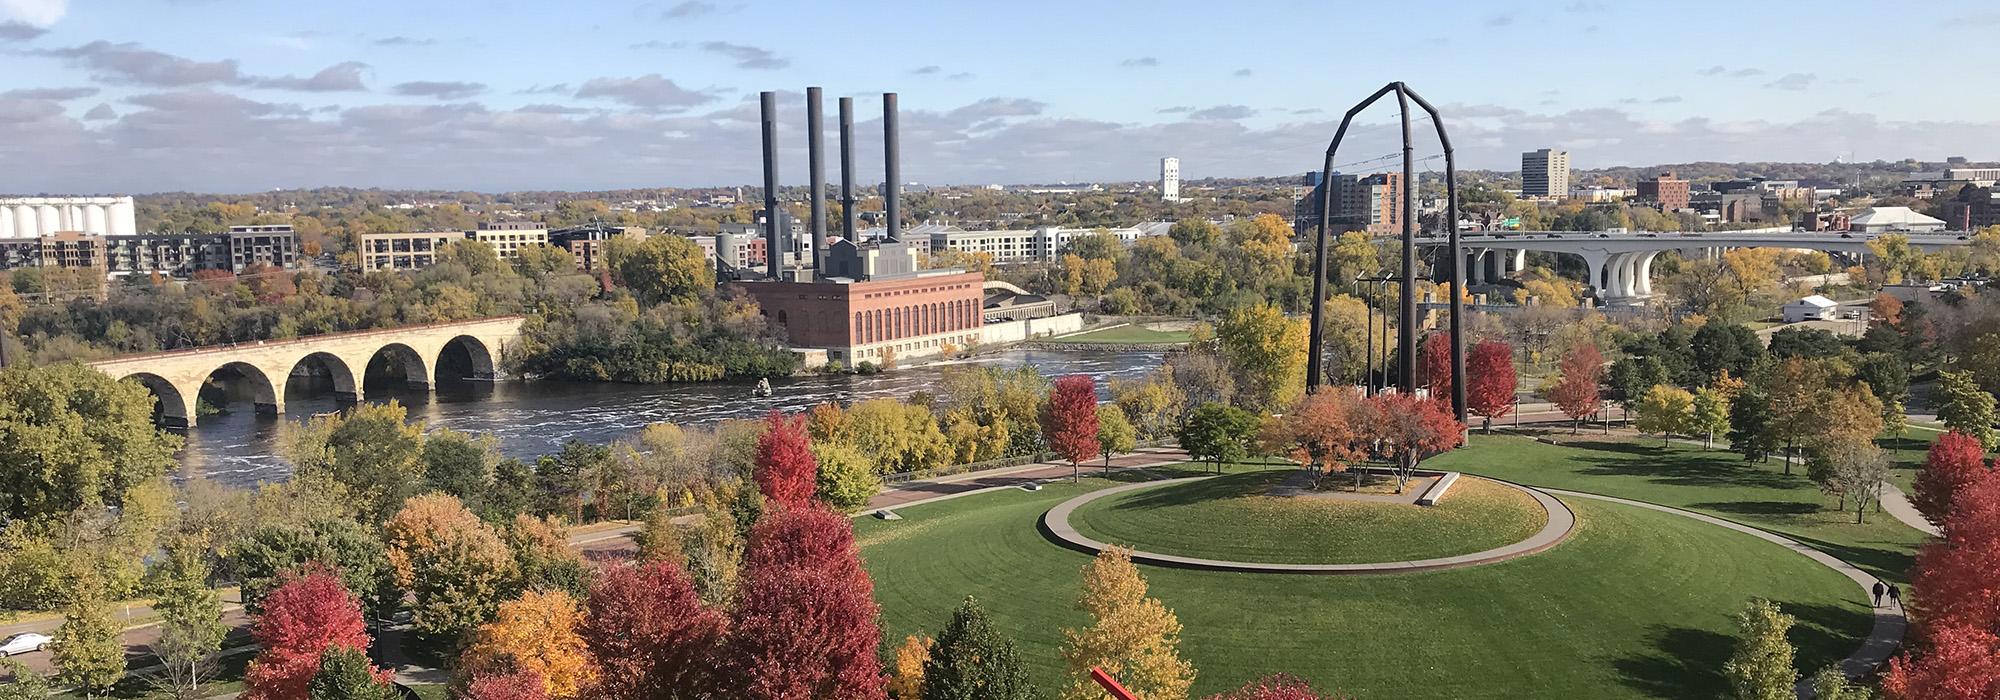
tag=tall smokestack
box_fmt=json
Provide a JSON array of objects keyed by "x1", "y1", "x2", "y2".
[
  {"x1": 759, "y1": 91, "x2": 782, "y2": 278},
  {"x1": 882, "y1": 92, "x2": 900, "y2": 243},
  {"x1": 806, "y1": 87, "x2": 826, "y2": 277},
  {"x1": 839, "y1": 97, "x2": 857, "y2": 244}
]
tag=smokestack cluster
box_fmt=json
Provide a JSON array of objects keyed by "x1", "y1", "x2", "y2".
[{"x1": 755, "y1": 88, "x2": 903, "y2": 281}]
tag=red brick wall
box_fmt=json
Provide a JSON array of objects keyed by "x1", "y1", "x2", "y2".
[{"x1": 733, "y1": 271, "x2": 985, "y2": 349}]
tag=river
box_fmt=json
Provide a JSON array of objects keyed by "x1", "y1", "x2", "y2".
[{"x1": 178, "y1": 348, "x2": 1166, "y2": 488}]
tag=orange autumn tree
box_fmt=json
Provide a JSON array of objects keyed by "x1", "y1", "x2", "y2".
[
  {"x1": 1259, "y1": 388, "x2": 1366, "y2": 488},
  {"x1": 1465, "y1": 339, "x2": 1517, "y2": 432},
  {"x1": 1544, "y1": 342, "x2": 1605, "y2": 434},
  {"x1": 462, "y1": 590, "x2": 597, "y2": 700}
]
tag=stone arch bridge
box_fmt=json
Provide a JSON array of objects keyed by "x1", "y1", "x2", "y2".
[{"x1": 89, "y1": 316, "x2": 525, "y2": 427}]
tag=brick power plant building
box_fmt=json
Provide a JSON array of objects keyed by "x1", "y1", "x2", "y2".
[{"x1": 729, "y1": 90, "x2": 987, "y2": 367}]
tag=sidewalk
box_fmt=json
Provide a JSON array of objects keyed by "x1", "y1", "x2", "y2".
[{"x1": 868, "y1": 446, "x2": 1192, "y2": 511}]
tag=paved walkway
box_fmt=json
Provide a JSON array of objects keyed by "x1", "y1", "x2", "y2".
[
  {"x1": 1039, "y1": 474, "x2": 1578, "y2": 575},
  {"x1": 1545, "y1": 489, "x2": 1905, "y2": 699},
  {"x1": 1878, "y1": 481, "x2": 1941, "y2": 537},
  {"x1": 867, "y1": 446, "x2": 1193, "y2": 512}
]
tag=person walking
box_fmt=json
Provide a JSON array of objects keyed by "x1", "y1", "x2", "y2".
[
  {"x1": 1872, "y1": 581, "x2": 1886, "y2": 607},
  {"x1": 1888, "y1": 584, "x2": 1901, "y2": 607}
]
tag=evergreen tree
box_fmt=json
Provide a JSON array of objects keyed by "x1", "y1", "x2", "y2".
[
  {"x1": 306, "y1": 646, "x2": 396, "y2": 700},
  {"x1": 1722, "y1": 599, "x2": 1796, "y2": 700},
  {"x1": 921, "y1": 597, "x2": 1036, "y2": 700}
]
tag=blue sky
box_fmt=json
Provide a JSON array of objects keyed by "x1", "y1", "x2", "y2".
[{"x1": 3, "y1": 0, "x2": 1998, "y2": 193}]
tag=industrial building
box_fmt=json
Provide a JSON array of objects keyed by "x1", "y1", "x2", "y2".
[{"x1": 0, "y1": 196, "x2": 137, "y2": 238}]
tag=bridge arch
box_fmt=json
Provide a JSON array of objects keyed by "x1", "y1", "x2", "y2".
[
  {"x1": 286, "y1": 351, "x2": 360, "y2": 405},
  {"x1": 123, "y1": 372, "x2": 194, "y2": 428},
  {"x1": 435, "y1": 335, "x2": 497, "y2": 382},
  {"x1": 364, "y1": 343, "x2": 432, "y2": 391},
  {"x1": 201, "y1": 361, "x2": 280, "y2": 417}
]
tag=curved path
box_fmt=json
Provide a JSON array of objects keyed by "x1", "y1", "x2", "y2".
[
  {"x1": 1040, "y1": 474, "x2": 1578, "y2": 575},
  {"x1": 1545, "y1": 489, "x2": 1906, "y2": 699}
]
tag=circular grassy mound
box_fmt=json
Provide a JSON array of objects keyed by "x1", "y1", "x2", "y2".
[{"x1": 1067, "y1": 470, "x2": 1548, "y2": 565}]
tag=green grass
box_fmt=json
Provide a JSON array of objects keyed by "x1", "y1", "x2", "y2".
[
  {"x1": 1428, "y1": 434, "x2": 1929, "y2": 583},
  {"x1": 1055, "y1": 325, "x2": 1191, "y2": 344},
  {"x1": 857, "y1": 463, "x2": 1871, "y2": 698},
  {"x1": 1069, "y1": 470, "x2": 1547, "y2": 564}
]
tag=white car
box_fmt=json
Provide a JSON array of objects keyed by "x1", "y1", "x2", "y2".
[{"x1": 0, "y1": 632, "x2": 51, "y2": 656}]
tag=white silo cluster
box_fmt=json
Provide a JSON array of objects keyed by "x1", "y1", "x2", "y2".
[{"x1": 0, "y1": 196, "x2": 138, "y2": 238}]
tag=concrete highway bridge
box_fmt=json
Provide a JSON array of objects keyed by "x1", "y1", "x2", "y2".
[
  {"x1": 89, "y1": 316, "x2": 525, "y2": 427},
  {"x1": 1423, "y1": 230, "x2": 1973, "y2": 304}
]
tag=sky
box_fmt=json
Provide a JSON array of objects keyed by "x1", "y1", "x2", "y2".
[{"x1": 2, "y1": 0, "x2": 1999, "y2": 194}]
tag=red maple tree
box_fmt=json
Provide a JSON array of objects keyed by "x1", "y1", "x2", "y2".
[
  {"x1": 581, "y1": 560, "x2": 727, "y2": 699},
  {"x1": 1466, "y1": 339, "x2": 1518, "y2": 432},
  {"x1": 1545, "y1": 342, "x2": 1605, "y2": 433},
  {"x1": 1205, "y1": 674, "x2": 1348, "y2": 700},
  {"x1": 1042, "y1": 374, "x2": 1101, "y2": 480},
  {"x1": 728, "y1": 506, "x2": 886, "y2": 700},
  {"x1": 1363, "y1": 392, "x2": 1464, "y2": 492},
  {"x1": 463, "y1": 670, "x2": 552, "y2": 700},
  {"x1": 1418, "y1": 333, "x2": 1452, "y2": 400},
  {"x1": 1884, "y1": 624, "x2": 2000, "y2": 700},
  {"x1": 1909, "y1": 474, "x2": 2000, "y2": 636},
  {"x1": 753, "y1": 410, "x2": 817, "y2": 508},
  {"x1": 241, "y1": 564, "x2": 384, "y2": 700},
  {"x1": 1913, "y1": 430, "x2": 1989, "y2": 529}
]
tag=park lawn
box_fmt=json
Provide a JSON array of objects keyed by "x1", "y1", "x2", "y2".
[
  {"x1": 1070, "y1": 471, "x2": 1546, "y2": 564},
  {"x1": 1426, "y1": 434, "x2": 1929, "y2": 583},
  {"x1": 1056, "y1": 325, "x2": 1191, "y2": 344},
  {"x1": 856, "y1": 465, "x2": 1870, "y2": 699}
]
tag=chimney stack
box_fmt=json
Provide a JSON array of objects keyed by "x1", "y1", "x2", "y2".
[
  {"x1": 806, "y1": 87, "x2": 826, "y2": 277},
  {"x1": 759, "y1": 91, "x2": 782, "y2": 278},
  {"x1": 882, "y1": 92, "x2": 900, "y2": 243},
  {"x1": 839, "y1": 97, "x2": 857, "y2": 245}
]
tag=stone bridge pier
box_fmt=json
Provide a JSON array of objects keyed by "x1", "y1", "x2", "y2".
[{"x1": 89, "y1": 316, "x2": 524, "y2": 428}]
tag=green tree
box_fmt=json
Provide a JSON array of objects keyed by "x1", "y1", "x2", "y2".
[
  {"x1": 422, "y1": 428, "x2": 496, "y2": 509},
  {"x1": 1178, "y1": 403, "x2": 1257, "y2": 471},
  {"x1": 1807, "y1": 666, "x2": 1873, "y2": 700},
  {"x1": 681, "y1": 489, "x2": 744, "y2": 608},
  {"x1": 1095, "y1": 404, "x2": 1137, "y2": 470},
  {"x1": 1722, "y1": 599, "x2": 1796, "y2": 700},
  {"x1": 306, "y1": 646, "x2": 396, "y2": 700},
  {"x1": 0, "y1": 362, "x2": 181, "y2": 522},
  {"x1": 152, "y1": 555, "x2": 226, "y2": 699},
  {"x1": 1607, "y1": 355, "x2": 1668, "y2": 413},
  {"x1": 1936, "y1": 369, "x2": 1998, "y2": 446},
  {"x1": 53, "y1": 580, "x2": 126, "y2": 698},
  {"x1": 227, "y1": 516, "x2": 391, "y2": 613},
  {"x1": 612, "y1": 234, "x2": 715, "y2": 305},
  {"x1": 811, "y1": 442, "x2": 881, "y2": 513},
  {"x1": 1690, "y1": 321, "x2": 1765, "y2": 382},
  {"x1": 282, "y1": 401, "x2": 427, "y2": 524},
  {"x1": 1214, "y1": 303, "x2": 1307, "y2": 411},
  {"x1": 922, "y1": 597, "x2": 1036, "y2": 700},
  {"x1": 0, "y1": 659, "x2": 53, "y2": 700},
  {"x1": 1167, "y1": 218, "x2": 1220, "y2": 248},
  {"x1": 1726, "y1": 387, "x2": 1773, "y2": 460}
]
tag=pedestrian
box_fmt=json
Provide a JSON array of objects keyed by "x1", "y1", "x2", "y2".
[
  {"x1": 1888, "y1": 584, "x2": 1901, "y2": 606},
  {"x1": 1872, "y1": 581, "x2": 1885, "y2": 607}
]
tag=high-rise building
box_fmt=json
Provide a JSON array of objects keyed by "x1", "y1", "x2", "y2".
[
  {"x1": 1160, "y1": 157, "x2": 1181, "y2": 203},
  {"x1": 1521, "y1": 148, "x2": 1570, "y2": 198},
  {"x1": 1292, "y1": 172, "x2": 1403, "y2": 235},
  {"x1": 1636, "y1": 171, "x2": 1691, "y2": 211}
]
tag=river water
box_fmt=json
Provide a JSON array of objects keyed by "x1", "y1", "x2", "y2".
[{"x1": 178, "y1": 348, "x2": 1165, "y2": 488}]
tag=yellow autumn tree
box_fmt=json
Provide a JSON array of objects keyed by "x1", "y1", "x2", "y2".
[
  {"x1": 1061, "y1": 547, "x2": 1195, "y2": 700},
  {"x1": 462, "y1": 590, "x2": 597, "y2": 700},
  {"x1": 887, "y1": 634, "x2": 933, "y2": 700}
]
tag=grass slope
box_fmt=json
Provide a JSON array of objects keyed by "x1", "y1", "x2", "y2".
[
  {"x1": 857, "y1": 463, "x2": 1870, "y2": 698},
  {"x1": 1426, "y1": 434, "x2": 1929, "y2": 583},
  {"x1": 1069, "y1": 470, "x2": 1546, "y2": 564}
]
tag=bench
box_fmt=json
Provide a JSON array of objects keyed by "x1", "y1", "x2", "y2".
[{"x1": 1416, "y1": 472, "x2": 1461, "y2": 506}]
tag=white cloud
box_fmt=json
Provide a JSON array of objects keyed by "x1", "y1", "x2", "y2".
[{"x1": 0, "y1": 0, "x2": 65, "y2": 27}]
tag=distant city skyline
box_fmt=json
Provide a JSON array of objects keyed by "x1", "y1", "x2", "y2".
[{"x1": 2, "y1": 0, "x2": 1999, "y2": 193}]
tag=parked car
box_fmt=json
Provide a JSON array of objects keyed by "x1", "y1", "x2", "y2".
[{"x1": 0, "y1": 632, "x2": 51, "y2": 656}]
